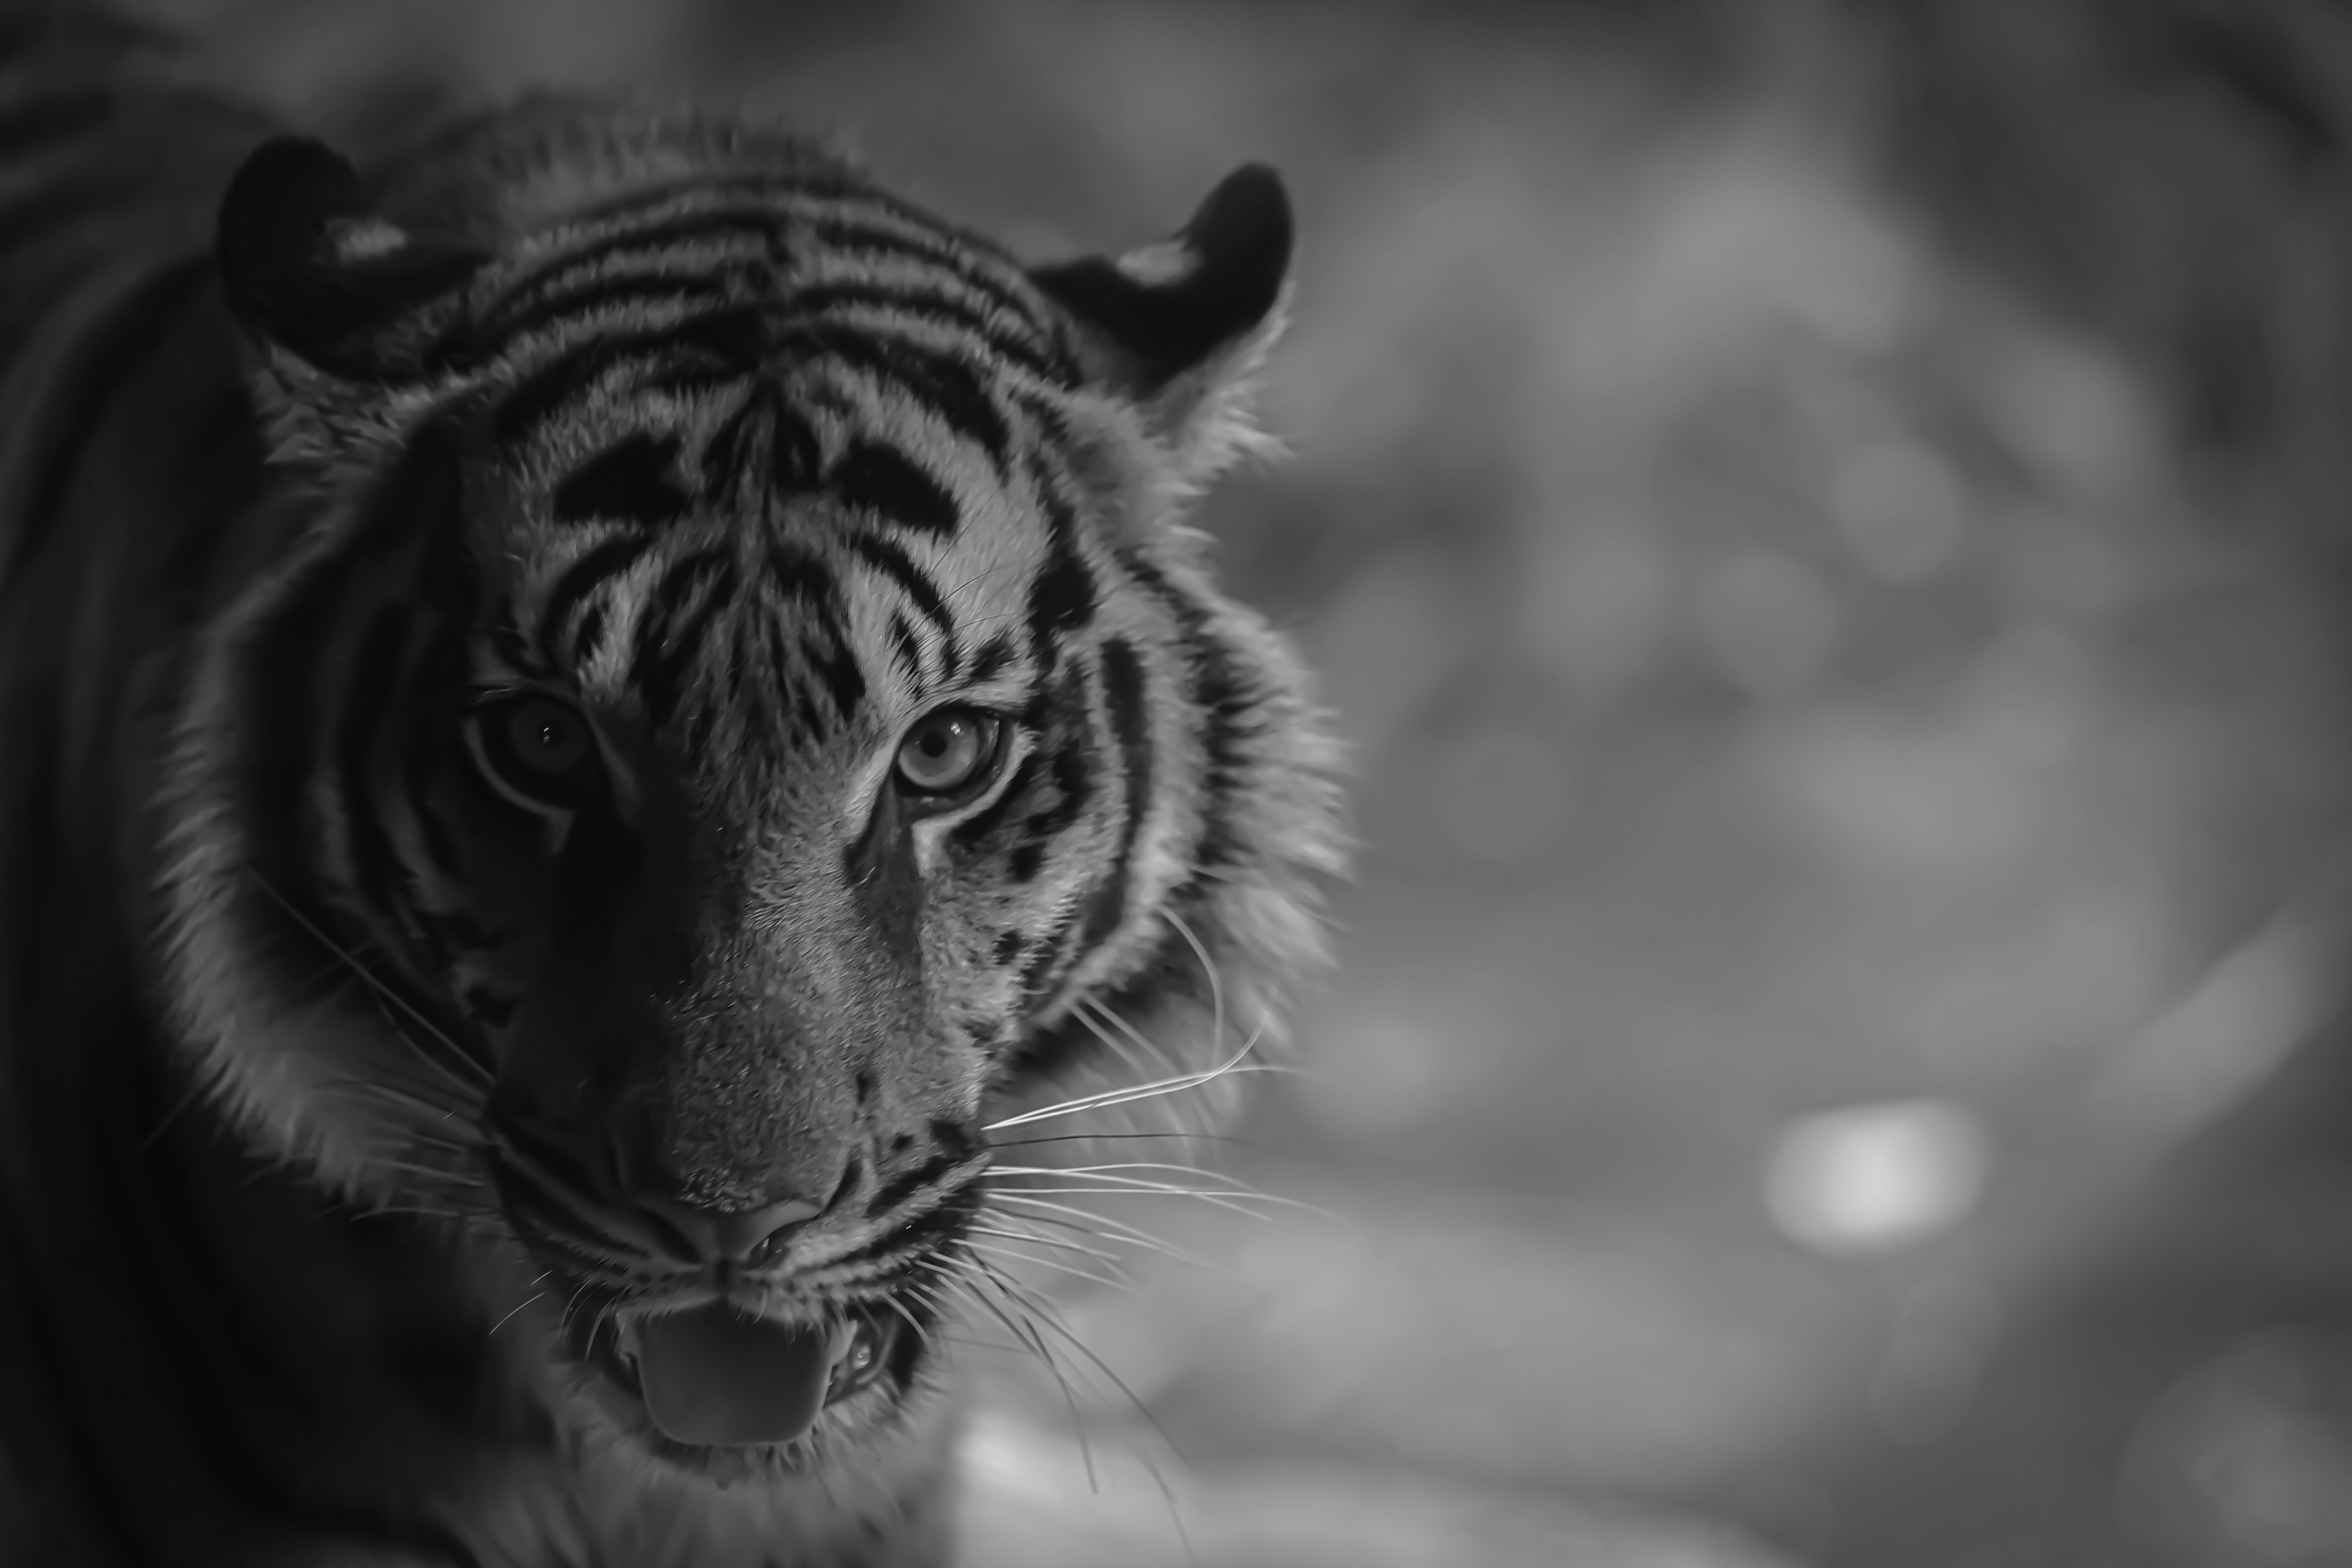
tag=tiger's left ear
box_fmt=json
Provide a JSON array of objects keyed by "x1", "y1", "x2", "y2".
[
  {"x1": 1031, "y1": 164, "x2": 1292, "y2": 484},
  {"x1": 217, "y1": 135, "x2": 489, "y2": 382}
]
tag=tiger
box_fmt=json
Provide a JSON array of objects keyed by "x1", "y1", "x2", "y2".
[{"x1": 0, "y1": 8, "x2": 1344, "y2": 1565}]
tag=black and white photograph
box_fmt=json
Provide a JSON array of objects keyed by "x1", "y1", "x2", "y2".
[{"x1": 5, "y1": 3, "x2": 2350, "y2": 1564}]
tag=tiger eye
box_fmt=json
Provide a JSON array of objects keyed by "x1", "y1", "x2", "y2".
[
  {"x1": 466, "y1": 694, "x2": 605, "y2": 819},
  {"x1": 504, "y1": 698, "x2": 593, "y2": 778},
  {"x1": 894, "y1": 710, "x2": 997, "y2": 795}
]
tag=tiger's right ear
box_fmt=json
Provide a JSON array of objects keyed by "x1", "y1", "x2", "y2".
[
  {"x1": 217, "y1": 136, "x2": 488, "y2": 381},
  {"x1": 1031, "y1": 164, "x2": 1294, "y2": 488}
]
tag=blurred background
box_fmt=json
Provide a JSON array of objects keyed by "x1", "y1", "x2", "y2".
[{"x1": 140, "y1": 2, "x2": 2352, "y2": 1562}]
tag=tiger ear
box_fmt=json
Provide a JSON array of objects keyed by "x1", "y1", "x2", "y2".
[
  {"x1": 217, "y1": 136, "x2": 488, "y2": 380},
  {"x1": 1031, "y1": 164, "x2": 1292, "y2": 481}
]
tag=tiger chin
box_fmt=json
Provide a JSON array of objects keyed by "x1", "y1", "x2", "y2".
[{"x1": 0, "y1": 23, "x2": 1342, "y2": 1567}]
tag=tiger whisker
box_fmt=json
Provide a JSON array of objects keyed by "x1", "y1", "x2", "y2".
[
  {"x1": 988, "y1": 1160, "x2": 1251, "y2": 1186},
  {"x1": 982, "y1": 1195, "x2": 1224, "y2": 1273},
  {"x1": 980, "y1": 1185, "x2": 1277, "y2": 1221},
  {"x1": 1163, "y1": 908, "x2": 1227, "y2": 1064},
  {"x1": 244, "y1": 869, "x2": 494, "y2": 1093},
  {"x1": 878, "y1": 1291, "x2": 938, "y2": 1359},
  {"x1": 967, "y1": 1256, "x2": 1193, "y2": 1490},
  {"x1": 962, "y1": 1240, "x2": 1131, "y2": 1293},
  {"x1": 979, "y1": 1031, "x2": 1267, "y2": 1133},
  {"x1": 1081, "y1": 993, "x2": 1192, "y2": 1080},
  {"x1": 929, "y1": 1265, "x2": 1100, "y2": 1491},
  {"x1": 968, "y1": 1222, "x2": 1128, "y2": 1266},
  {"x1": 489, "y1": 1292, "x2": 546, "y2": 1336},
  {"x1": 987, "y1": 1129, "x2": 1253, "y2": 1154},
  {"x1": 1073, "y1": 995, "x2": 1181, "y2": 1084},
  {"x1": 986, "y1": 1165, "x2": 1332, "y2": 1222}
]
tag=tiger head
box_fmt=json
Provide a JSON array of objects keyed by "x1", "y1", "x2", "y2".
[{"x1": 157, "y1": 115, "x2": 1341, "y2": 1489}]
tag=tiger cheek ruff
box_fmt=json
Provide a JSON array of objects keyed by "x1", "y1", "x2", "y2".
[{"x1": 0, "y1": 19, "x2": 1342, "y2": 1568}]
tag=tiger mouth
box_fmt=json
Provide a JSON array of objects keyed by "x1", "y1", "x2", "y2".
[{"x1": 588, "y1": 1303, "x2": 900, "y2": 1449}]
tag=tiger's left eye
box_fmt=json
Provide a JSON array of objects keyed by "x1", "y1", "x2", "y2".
[
  {"x1": 466, "y1": 694, "x2": 605, "y2": 816},
  {"x1": 505, "y1": 699, "x2": 592, "y2": 778},
  {"x1": 894, "y1": 709, "x2": 1000, "y2": 797}
]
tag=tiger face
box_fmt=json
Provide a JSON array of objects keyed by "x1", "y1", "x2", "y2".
[{"x1": 154, "y1": 119, "x2": 1341, "y2": 1492}]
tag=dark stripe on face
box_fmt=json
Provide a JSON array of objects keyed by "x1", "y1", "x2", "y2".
[
  {"x1": 766, "y1": 542, "x2": 839, "y2": 609},
  {"x1": 841, "y1": 773, "x2": 924, "y2": 969},
  {"x1": 1170, "y1": 611, "x2": 1253, "y2": 872},
  {"x1": 336, "y1": 611, "x2": 432, "y2": 930},
  {"x1": 458, "y1": 274, "x2": 731, "y2": 362},
  {"x1": 1022, "y1": 456, "x2": 1096, "y2": 658},
  {"x1": 539, "y1": 530, "x2": 658, "y2": 658},
  {"x1": 828, "y1": 439, "x2": 959, "y2": 535},
  {"x1": 766, "y1": 545, "x2": 868, "y2": 734},
  {"x1": 396, "y1": 600, "x2": 472, "y2": 883},
  {"x1": 954, "y1": 663, "x2": 1091, "y2": 862},
  {"x1": 471, "y1": 209, "x2": 786, "y2": 325},
  {"x1": 1006, "y1": 726, "x2": 1100, "y2": 888},
  {"x1": 492, "y1": 306, "x2": 765, "y2": 447},
  {"x1": 865, "y1": 1151, "x2": 968, "y2": 1218},
  {"x1": 805, "y1": 216, "x2": 1056, "y2": 340},
  {"x1": 334, "y1": 606, "x2": 416, "y2": 919},
  {"x1": 968, "y1": 632, "x2": 1017, "y2": 684},
  {"x1": 945, "y1": 748, "x2": 1041, "y2": 851},
  {"x1": 826, "y1": 1193, "x2": 978, "y2": 1271},
  {"x1": 801, "y1": 331, "x2": 1012, "y2": 478},
  {"x1": 785, "y1": 280, "x2": 1063, "y2": 382},
  {"x1": 1002, "y1": 923, "x2": 1195, "y2": 1082},
  {"x1": 1123, "y1": 554, "x2": 1254, "y2": 872},
  {"x1": 841, "y1": 532, "x2": 955, "y2": 649},
  {"x1": 888, "y1": 612, "x2": 924, "y2": 687},
  {"x1": 698, "y1": 378, "x2": 825, "y2": 503},
  {"x1": 1012, "y1": 909, "x2": 1079, "y2": 1010},
  {"x1": 1074, "y1": 639, "x2": 1152, "y2": 956},
  {"x1": 568, "y1": 602, "x2": 609, "y2": 666},
  {"x1": 1025, "y1": 549, "x2": 1096, "y2": 656},
  {"x1": 551, "y1": 432, "x2": 691, "y2": 525},
  {"x1": 627, "y1": 550, "x2": 737, "y2": 728},
  {"x1": 771, "y1": 398, "x2": 823, "y2": 491},
  {"x1": 767, "y1": 619, "x2": 827, "y2": 744},
  {"x1": 800, "y1": 630, "x2": 867, "y2": 726}
]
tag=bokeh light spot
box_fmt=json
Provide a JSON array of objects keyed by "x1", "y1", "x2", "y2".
[{"x1": 1764, "y1": 1099, "x2": 1989, "y2": 1254}]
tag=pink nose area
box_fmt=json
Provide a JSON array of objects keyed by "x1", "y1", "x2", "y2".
[{"x1": 636, "y1": 1193, "x2": 824, "y2": 1264}]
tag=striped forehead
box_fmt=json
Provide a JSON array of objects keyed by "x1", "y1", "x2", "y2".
[
  {"x1": 453, "y1": 173, "x2": 1117, "y2": 771},
  {"x1": 459, "y1": 171, "x2": 1077, "y2": 416},
  {"x1": 501, "y1": 392, "x2": 1098, "y2": 775}
]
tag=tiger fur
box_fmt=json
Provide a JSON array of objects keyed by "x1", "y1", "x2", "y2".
[{"x1": 0, "y1": 9, "x2": 1343, "y2": 1566}]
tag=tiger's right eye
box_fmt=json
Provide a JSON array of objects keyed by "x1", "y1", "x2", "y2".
[
  {"x1": 894, "y1": 709, "x2": 1001, "y2": 798},
  {"x1": 466, "y1": 695, "x2": 604, "y2": 816}
]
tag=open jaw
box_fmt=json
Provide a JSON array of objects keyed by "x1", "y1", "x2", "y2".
[{"x1": 570, "y1": 1300, "x2": 908, "y2": 1453}]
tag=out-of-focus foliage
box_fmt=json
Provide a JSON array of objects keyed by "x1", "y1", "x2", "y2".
[{"x1": 137, "y1": 2, "x2": 2352, "y2": 1562}]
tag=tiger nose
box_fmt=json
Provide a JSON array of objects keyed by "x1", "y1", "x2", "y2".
[{"x1": 635, "y1": 1193, "x2": 824, "y2": 1264}]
